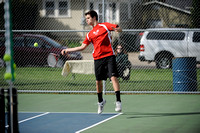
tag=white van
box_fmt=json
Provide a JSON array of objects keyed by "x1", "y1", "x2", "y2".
[{"x1": 138, "y1": 28, "x2": 200, "y2": 69}]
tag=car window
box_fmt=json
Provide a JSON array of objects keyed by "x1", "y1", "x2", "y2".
[
  {"x1": 13, "y1": 37, "x2": 24, "y2": 47},
  {"x1": 42, "y1": 36, "x2": 62, "y2": 48},
  {"x1": 146, "y1": 32, "x2": 185, "y2": 40},
  {"x1": 193, "y1": 32, "x2": 200, "y2": 42},
  {"x1": 25, "y1": 37, "x2": 43, "y2": 48},
  {"x1": 0, "y1": 36, "x2": 25, "y2": 47}
]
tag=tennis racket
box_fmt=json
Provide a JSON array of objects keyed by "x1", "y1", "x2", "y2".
[{"x1": 47, "y1": 53, "x2": 65, "y2": 68}]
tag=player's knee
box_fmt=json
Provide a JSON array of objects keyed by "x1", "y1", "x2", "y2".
[
  {"x1": 96, "y1": 80, "x2": 103, "y2": 88},
  {"x1": 111, "y1": 76, "x2": 118, "y2": 82}
]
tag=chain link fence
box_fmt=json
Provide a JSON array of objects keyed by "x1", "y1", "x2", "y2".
[{"x1": 0, "y1": 0, "x2": 199, "y2": 94}]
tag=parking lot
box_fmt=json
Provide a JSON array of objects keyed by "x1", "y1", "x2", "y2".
[
  {"x1": 82, "y1": 52, "x2": 200, "y2": 69},
  {"x1": 82, "y1": 52, "x2": 156, "y2": 69}
]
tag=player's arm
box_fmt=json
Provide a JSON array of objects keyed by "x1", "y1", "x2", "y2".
[
  {"x1": 111, "y1": 26, "x2": 122, "y2": 33},
  {"x1": 61, "y1": 43, "x2": 87, "y2": 55}
]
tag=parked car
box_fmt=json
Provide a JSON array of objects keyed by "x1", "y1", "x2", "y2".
[
  {"x1": 138, "y1": 28, "x2": 200, "y2": 69},
  {"x1": 0, "y1": 34, "x2": 82, "y2": 67},
  {"x1": 119, "y1": 32, "x2": 140, "y2": 52}
]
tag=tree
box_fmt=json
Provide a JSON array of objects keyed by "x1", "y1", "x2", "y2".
[
  {"x1": 0, "y1": 1, "x2": 38, "y2": 30},
  {"x1": 191, "y1": 0, "x2": 200, "y2": 28}
]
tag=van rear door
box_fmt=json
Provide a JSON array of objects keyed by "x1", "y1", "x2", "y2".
[{"x1": 188, "y1": 31, "x2": 200, "y2": 61}]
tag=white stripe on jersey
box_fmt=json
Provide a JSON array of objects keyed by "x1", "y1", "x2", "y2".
[
  {"x1": 98, "y1": 24, "x2": 112, "y2": 44},
  {"x1": 98, "y1": 24, "x2": 115, "y2": 55}
]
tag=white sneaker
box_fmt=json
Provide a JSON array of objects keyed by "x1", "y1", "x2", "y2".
[
  {"x1": 98, "y1": 99, "x2": 106, "y2": 114},
  {"x1": 115, "y1": 101, "x2": 122, "y2": 112}
]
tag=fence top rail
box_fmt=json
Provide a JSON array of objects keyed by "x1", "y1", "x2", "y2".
[
  {"x1": 0, "y1": 30, "x2": 90, "y2": 32},
  {"x1": 144, "y1": 28, "x2": 200, "y2": 31},
  {"x1": 0, "y1": 28, "x2": 199, "y2": 33},
  {"x1": 123, "y1": 28, "x2": 200, "y2": 32},
  {"x1": 0, "y1": 29, "x2": 142, "y2": 32}
]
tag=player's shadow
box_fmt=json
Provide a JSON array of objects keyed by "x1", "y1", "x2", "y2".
[{"x1": 124, "y1": 112, "x2": 200, "y2": 119}]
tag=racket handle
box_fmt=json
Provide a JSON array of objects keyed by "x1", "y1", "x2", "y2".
[{"x1": 60, "y1": 51, "x2": 66, "y2": 57}]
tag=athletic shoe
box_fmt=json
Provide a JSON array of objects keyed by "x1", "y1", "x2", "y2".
[
  {"x1": 115, "y1": 101, "x2": 122, "y2": 112},
  {"x1": 98, "y1": 99, "x2": 106, "y2": 114}
]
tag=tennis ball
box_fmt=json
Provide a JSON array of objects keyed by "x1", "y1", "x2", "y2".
[
  {"x1": 13, "y1": 63, "x2": 17, "y2": 70},
  {"x1": 14, "y1": 72, "x2": 16, "y2": 79},
  {"x1": 3, "y1": 54, "x2": 11, "y2": 61},
  {"x1": 34, "y1": 42, "x2": 38, "y2": 47},
  {"x1": 4, "y1": 73, "x2": 12, "y2": 80}
]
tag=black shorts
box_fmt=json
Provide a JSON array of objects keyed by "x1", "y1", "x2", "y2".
[{"x1": 94, "y1": 55, "x2": 119, "y2": 81}]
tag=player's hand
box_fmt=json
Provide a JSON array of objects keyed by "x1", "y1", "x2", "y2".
[
  {"x1": 61, "y1": 49, "x2": 67, "y2": 55},
  {"x1": 111, "y1": 27, "x2": 122, "y2": 33}
]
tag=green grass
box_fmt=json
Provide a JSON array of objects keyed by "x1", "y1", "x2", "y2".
[
  {"x1": 0, "y1": 67, "x2": 199, "y2": 92},
  {"x1": 67, "y1": 42, "x2": 81, "y2": 48}
]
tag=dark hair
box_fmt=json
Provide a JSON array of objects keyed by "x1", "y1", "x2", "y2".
[{"x1": 85, "y1": 10, "x2": 98, "y2": 21}]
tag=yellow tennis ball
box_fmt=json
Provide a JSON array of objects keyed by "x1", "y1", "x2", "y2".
[
  {"x1": 4, "y1": 73, "x2": 12, "y2": 80},
  {"x1": 14, "y1": 72, "x2": 16, "y2": 79},
  {"x1": 13, "y1": 63, "x2": 17, "y2": 70},
  {"x1": 34, "y1": 42, "x2": 38, "y2": 47},
  {"x1": 3, "y1": 54, "x2": 11, "y2": 61}
]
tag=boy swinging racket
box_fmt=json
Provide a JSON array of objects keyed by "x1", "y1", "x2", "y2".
[{"x1": 61, "y1": 10, "x2": 122, "y2": 114}]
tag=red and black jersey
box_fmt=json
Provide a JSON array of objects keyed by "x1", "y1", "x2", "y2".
[{"x1": 83, "y1": 22, "x2": 118, "y2": 60}]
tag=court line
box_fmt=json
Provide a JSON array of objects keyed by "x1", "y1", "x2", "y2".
[
  {"x1": 19, "y1": 111, "x2": 117, "y2": 114},
  {"x1": 75, "y1": 112, "x2": 123, "y2": 133},
  {"x1": 18, "y1": 112, "x2": 50, "y2": 124},
  {"x1": 5, "y1": 112, "x2": 50, "y2": 128}
]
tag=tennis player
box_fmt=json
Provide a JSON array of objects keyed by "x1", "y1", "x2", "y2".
[{"x1": 61, "y1": 10, "x2": 122, "y2": 114}]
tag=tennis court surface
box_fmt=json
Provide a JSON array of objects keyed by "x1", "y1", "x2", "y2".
[
  {"x1": 14, "y1": 94, "x2": 200, "y2": 133},
  {"x1": 17, "y1": 112, "x2": 121, "y2": 133}
]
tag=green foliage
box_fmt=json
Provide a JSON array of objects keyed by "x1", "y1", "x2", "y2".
[
  {"x1": 67, "y1": 41, "x2": 81, "y2": 48},
  {"x1": 191, "y1": 0, "x2": 200, "y2": 28}
]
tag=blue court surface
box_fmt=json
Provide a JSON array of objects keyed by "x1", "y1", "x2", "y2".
[{"x1": 16, "y1": 112, "x2": 122, "y2": 133}]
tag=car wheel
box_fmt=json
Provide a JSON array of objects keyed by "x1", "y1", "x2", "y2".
[
  {"x1": 156, "y1": 56, "x2": 172, "y2": 69},
  {"x1": 0, "y1": 58, "x2": 5, "y2": 67}
]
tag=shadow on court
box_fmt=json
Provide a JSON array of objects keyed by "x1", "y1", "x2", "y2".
[{"x1": 124, "y1": 112, "x2": 200, "y2": 119}]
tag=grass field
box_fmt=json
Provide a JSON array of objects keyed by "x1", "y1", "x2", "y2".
[{"x1": 0, "y1": 67, "x2": 200, "y2": 92}]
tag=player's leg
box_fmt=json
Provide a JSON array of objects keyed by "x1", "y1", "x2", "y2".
[
  {"x1": 107, "y1": 56, "x2": 122, "y2": 112},
  {"x1": 110, "y1": 76, "x2": 120, "y2": 92},
  {"x1": 96, "y1": 80, "x2": 103, "y2": 102},
  {"x1": 110, "y1": 76, "x2": 121, "y2": 102},
  {"x1": 96, "y1": 80, "x2": 106, "y2": 114},
  {"x1": 110, "y1": 76, "x2": 122, "y2": 112},
  {"x1": 95, "y1": 59, "x2": 107, "y2": 114}
]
